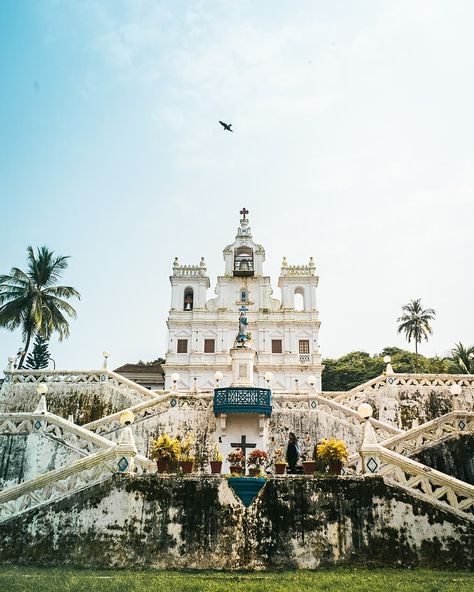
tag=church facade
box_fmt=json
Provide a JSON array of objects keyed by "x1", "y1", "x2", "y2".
[{"x1": 163, "y1": 210, "x2": 323, "y2": 392}]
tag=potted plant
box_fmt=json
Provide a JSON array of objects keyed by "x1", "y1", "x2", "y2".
[
  {"x1": 227, "y1": 448, "x2": 245, "y2": 476},
  {"x1": 301, "y1": 436, "x2": 316, "y2": 474},
  {"x1": 273, "y1": 448, "x2": 287, "y2": 475},
  {"x1": 248, "y1": 449, "x2": 268, "y2": 477},
  {"x1": 150, "y1": 433, "x2": 181, "y2": 473},
  {"x1": 316, "y1": 438, "x2": 348, "y2": 475},
  {"x1": 179, "y1": 434, "x2": 195, "y2": 474},
  {"x1": 209, "y1": 442, "x2": 224, "y2": 474}
]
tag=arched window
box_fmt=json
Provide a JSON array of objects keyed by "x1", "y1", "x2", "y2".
[
  {"x1": 240, "y1": 288, "x2": 248, "y2": 302},
  {"x1": 183, "y1": 287, "x2": 193, "y2": 311},
  {"x1": 294, "y1": 287, "x2": 305, "y2": 311},
  {"x1": 233, "y1": 246, "x2": 254, "y2": 276}
]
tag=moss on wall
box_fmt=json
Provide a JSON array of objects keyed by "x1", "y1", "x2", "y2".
[
  {"x1": 0, "y1": 475, "x2": 471, "y2": 570},
  {"x1": 412, "y1": 435, "x2": 474, "y2": 485}
]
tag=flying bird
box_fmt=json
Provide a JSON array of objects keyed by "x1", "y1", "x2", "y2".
[{"x1": 219, "y1": 121, "x2": 233, "y2": 132}]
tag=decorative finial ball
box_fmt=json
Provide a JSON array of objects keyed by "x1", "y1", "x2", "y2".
[
  {"x1": 357, "y1": 403, "x2": 373, "y2": 420},
  {"x1": 8, "y1": 356, "x2": 15, "y2": 363},
  {"x1": 119, "y1": 410, "x2": 135, "y2": 426},
  {"x1": 264, "y1": 372, "x2": 273, "y2": 383},
  {"x1": 449, "y1": 384, "x2": 462, "y2": 396},
  {"x1": 36, "y1": 384, "x2": 48, "y2": 395},
  {"x1": 171, "y1": 373, "x2": 180, "y2": 383},
  {"x1": 103, "y1": 351, "x2": 110, "y2": 359},
  {"x1": 383, "y1": 355, "x2": 391, "y2": 364},
  {"x1": 214, "y1": 371, "x2": 223, "y2": 381},
  {"x1": 308, "y1": 375, "x2": 316, "y2": 386}
]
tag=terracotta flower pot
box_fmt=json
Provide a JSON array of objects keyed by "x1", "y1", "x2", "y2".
[
  {"x1": 275, "y1": 463, "x2": 286, "y2": 475},
  {"x1": 248, "y1": 467, "x2": 260, "y2": 477},
  {"x1": 328, "y1": 460, "x2": 343, "y2": 475},
  {"x1": 230, "y1": 465, "x2": 243, "y2": 476},
  {"x1": 302, "y1": 461, "x2": 316, "y2": 475},
  {"x1": 210, "y1": 460, "x2": 222, "y2": 474},
  {"x1": 156, "y1": 459, "x2": 170, "y2": 473},
  {"x1": 180, "y1": 460, "x2": 194, "y2": 474}
]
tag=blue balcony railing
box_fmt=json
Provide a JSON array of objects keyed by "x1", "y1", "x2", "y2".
[{"x1": 213, "y1": 387, "x2": 272, "y2": 416}]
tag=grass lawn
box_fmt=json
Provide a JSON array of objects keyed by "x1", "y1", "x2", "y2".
[{"x1": 0, "y1": 566, "x2": 472, "y2": 592}]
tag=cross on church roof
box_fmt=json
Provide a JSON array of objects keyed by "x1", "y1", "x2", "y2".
[{"x1": 240, "y1": 207, "x2": 249, "y2": 219}]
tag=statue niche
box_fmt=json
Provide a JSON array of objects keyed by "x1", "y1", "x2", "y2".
[{"x1": 233, "y1": 246, "x2": 254, "y2": 277}]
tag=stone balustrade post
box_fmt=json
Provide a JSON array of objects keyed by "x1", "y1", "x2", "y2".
[
  {"x1": 114, "y1": 426, "x2": 138, "y2": 474},
  {"x1": 359, "y1": 420, "x2": 381, "y2": 475}
]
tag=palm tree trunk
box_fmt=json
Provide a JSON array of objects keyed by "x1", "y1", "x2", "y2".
[
  {"x1": 415, "y1": 340, "x2": 418, "y2": 372},
  {"x1": 18, "y1": 329, "x2": 33, "y2": 369}
]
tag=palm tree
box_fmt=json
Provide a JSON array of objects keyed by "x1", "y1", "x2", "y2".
[
  {"x1": 0, "y1": 246, "x2": 80, "y2": 368},
  {"x1": 450, "y1": 342, "x2": 474, "y2": 374},
  {"x1": 397, "y1": 298, "x2": 436, "y2": 371}
]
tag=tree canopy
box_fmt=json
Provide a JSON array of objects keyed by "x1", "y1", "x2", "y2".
[
  {"x1": 0, "y1": 246, "x2": 80, "y2": 368},
  {"x1": 322, "y1": 347, "x2": 451, "y2": 391}
]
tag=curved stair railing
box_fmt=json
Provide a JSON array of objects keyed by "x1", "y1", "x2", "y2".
[
  {"x1": 1, "y1": 369, "x2": 162, "y2": 404},
  {"x1": 363, "y1": 447, "x2": 474, "y2": 521},
  {"x1": 274, "y1": 392, "x2": 403, "y2": 442},
  {"x1": 333, "y1": 373, "x2": 474, "y2": 409},
  {"x1": 346, "y1": 411, "x2": 474, "y2": 470}
]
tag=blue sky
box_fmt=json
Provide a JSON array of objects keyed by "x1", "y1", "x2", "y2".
[{"x1": 1, "y1": 1, "x2": 473, "y2": 370}]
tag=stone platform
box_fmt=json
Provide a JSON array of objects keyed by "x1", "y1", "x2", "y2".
[{"x1": 0, "y1": 475, "x2": 471, "y2": 570}]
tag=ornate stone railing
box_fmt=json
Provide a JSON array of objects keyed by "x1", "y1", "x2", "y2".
[
  {"x1": 378, "y1": 411, "x2": 473, "y2": 457},
  {"x1": 332, "y1": 375, "x2": 388, "y2": 407},
  {"x1": 273, "y1": 393, "x2": 402, "y2": 442},
  {"x1": 173, "y1": 265, "x2": 207, "y2": 277},
  {"x1": 83, "y1": 392, "x2": 213, "y2": 436},
  {"x1": 362, "y1": 447, "x2": 474, "y2": 520},
  {"x1": 346, "y1": 411, "x2": 474, "y2": 473},
  {"x1": 333, "y1": 373, "x2": 474, "y2": 409},
  {"x1": 0, "y1": 411, "x2": 115, "y2": 456},
  {"x1": 1, "y1": 369, "x2": 160, "y2": 404},
  {"x1": 280, "y1": 258, "x2": 316, "y2": 277},
  {"x1": 0, "y1": 438, "x2": 138, "y2": 524}
]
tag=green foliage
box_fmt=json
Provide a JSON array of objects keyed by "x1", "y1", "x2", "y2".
[
  {"x1": 322, "y1": 351, "x2": 385, "y2": 391},
  {"x1": 25, "y1": 334, "x2": 50, "y2": 370},
  {"x1": 136, "y1": 358, "x2": 165, "y2": 366},
  {"x1": 448, "y1": 342, "x2": 474, "y2": 374},
  {"x1": 322, "y1": 347, "x2": 451, "y2": 391},
  {"x1": 149, "y1": 434, "x2": 181, "y2": 462},
  {"x1": 0, "y1": 246, "x2": 80, "y2": 368},
  {"x1": 397, "y1": 298, "x2": 436, "y2": 369},
  {"x1": 0, "y1": 567, "x2": 472, "y2": 592}
]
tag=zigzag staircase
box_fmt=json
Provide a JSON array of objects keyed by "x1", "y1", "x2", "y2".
[{"x1": 0, "y1": 370, "x2": 473, "y2": 523}]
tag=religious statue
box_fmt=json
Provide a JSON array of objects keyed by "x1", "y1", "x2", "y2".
[{"x1": 237, "y1": 307, "x2": 250, "y2": 347}]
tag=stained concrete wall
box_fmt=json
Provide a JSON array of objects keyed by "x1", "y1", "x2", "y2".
[
  {"x1": 0, "y1": 475, "x2": 471, "y2": 570},
  {"x1": 412, "y1": 435, "x2": 474, "y2": 486}
]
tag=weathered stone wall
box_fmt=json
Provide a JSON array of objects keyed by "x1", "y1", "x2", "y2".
[
  {"x1": 412, "y1": 435, "x2": 474, "y2": 485},
  {"x1": 0, "y1": 382, "x2": 141, "y2": 424},
  {"x1": 0, "y1": 433, "x2": 82, "y2": 490},
  {"x1": 363, "y1": 384, "x2": 472, "y2": 430},
  {"x1": 0, "y1": 475, "x2": 471, "y2": 570}
]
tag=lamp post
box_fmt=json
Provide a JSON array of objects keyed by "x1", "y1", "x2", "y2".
[
  {"x1": 383, "y1": 355, "x2": 394, "y2": 375},
  {"x1": 357, "y1": 403, "x2": 380, "y2": 474},
  {"x1": 214, "y1": 371, "x2": 223, "y2": 388},
  {"x1": 117, "y1": 410, "x2": 137, "y2": 473},
  {"x1": 450, "y1": 383, "x2": 463, "y2": 410},
  {"x1": 35, "y1": 383, "x2": 48, "y2": 414},
  {"x1": 171, "y1": 373, "x2": 180, "y2": 392},
  {"x1": 102, "y1": 351, "x2": 110, "y2": 370}
]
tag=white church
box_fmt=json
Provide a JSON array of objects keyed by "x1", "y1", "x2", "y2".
[{"x1": 164, "y1": 209, "x2": 323, "y2": 393}]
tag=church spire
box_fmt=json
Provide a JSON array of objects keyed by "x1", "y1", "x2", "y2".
[{"x1": 237, "y1": 207, "x2": 252, "y2": 238}]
